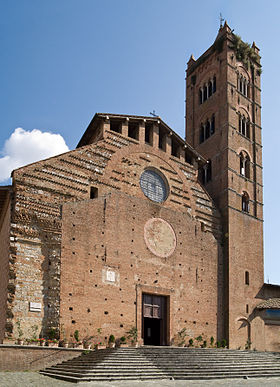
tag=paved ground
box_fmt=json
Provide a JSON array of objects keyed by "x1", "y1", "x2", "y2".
[{"x1": 1, "y1": 373, "x2": 280, "y2": 387}]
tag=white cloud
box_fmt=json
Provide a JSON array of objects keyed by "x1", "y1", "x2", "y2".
[{"x1": 0, "y1": 128, "x2": 69, "y2": 183}]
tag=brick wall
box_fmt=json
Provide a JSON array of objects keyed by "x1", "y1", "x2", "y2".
[
  {"x1": 0, "y1": 345, "x2": 83, "y2": 371},
  {"x1": 0, "y1": 202, "x2": 10, "y2": 342},
  {"x1": 60, "y1": 191, "x2": 223, "y2": 345}
]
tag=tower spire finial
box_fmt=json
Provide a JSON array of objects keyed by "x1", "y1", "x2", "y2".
[{"x1": 219, "y1": 12, "x2": 224, "y2": 28}]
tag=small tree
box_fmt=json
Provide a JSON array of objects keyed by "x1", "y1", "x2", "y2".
[
  {"x1": 74, "y1": 330, "x2": 80, "y2": 343},
  {"x1": 221, "y1": 339, "x2": 227, "y2": 348},
  {"x1": 108, "y1": 335, "x2": 115, "y2": 343},
  {"x1": 31, "y1": 325, "x2": 39, "y2": 341},
  {"x1": 177, "y1": 328, "x2": 187, "y2": 347},
  {"x1": 15, "y1": 320, "x2": 23, "y2": 339},
  {"x1": 127, "y1": 327, "x2": 138, "y2": 345},
  {"x1": 120, "y1": 336, "x2": 126, "y2": 344}
]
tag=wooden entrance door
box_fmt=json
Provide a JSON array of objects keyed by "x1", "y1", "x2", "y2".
[{"x1": 142, "y1": 294, "x2": 167, "y2": 346}]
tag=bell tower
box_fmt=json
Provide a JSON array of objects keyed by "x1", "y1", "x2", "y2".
[{"x1": 185, "y1": 22, "x2": 264, "y2": 349}]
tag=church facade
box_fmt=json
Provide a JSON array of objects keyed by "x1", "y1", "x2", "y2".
[{"x1": 1, "y1": 23, "x2": 280, "y2": 351}]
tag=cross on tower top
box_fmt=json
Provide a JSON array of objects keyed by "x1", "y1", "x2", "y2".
[{"x1": 219, "y1": 13, "x2": 224, "y2": 28}]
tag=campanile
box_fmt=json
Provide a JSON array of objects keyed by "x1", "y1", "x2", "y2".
[{"x1": 185, "y1": 22, "x2": 264, "y2": 348}]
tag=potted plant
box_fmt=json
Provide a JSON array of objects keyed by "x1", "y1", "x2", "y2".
[
  {"x1": 82, "y1": 335, "x2": 93, "y2": 349},
  {"x1": 95, "y1": 328, "x2": 105, "y2": 349},
  {"x1": 48, "y1": 339, "x2": 59, "y2": 347},
  {"x1": 59, "y1": 324, "x2": 68, "y2": 347},
  {"x1": 31, "y1": 324, "x2": 39, "y2": 345},
  {"x1": 73, "y1": 330, "x2": 83, "y2": 348},
  {"x1": 96, "y1": 341, "x2": 106, "y2": 350},
  {"x1": 108, "y1": 334, "x2": 115, "y2": 348},
  {"x1": 119, "y1": 336, "x2": 128, "y2": 348},
  {"x1": 127, "y1": 327, "x2": 138, "y2": 347},
  {"x1": 195, "y1": 335, "x2": 203, "y2": 348},
  {"x1": 38, "y1": 338, "x2": 46, "y2": 347},
  {"x1": 60, "y1": 338, "x2": 69, "y2": 348},
  {"x1": 30, "y1": 338, "x2": 40, "y2": 346},
  {"x1": 15, "y1": 320, "x2": 24, "y2": 345}
]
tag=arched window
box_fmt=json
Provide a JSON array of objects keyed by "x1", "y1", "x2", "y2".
[
  {"x1": 241, "y1": 116, "x2": 246, "y2": 136},
  {"x1": 211, "y1": 115, "x2": 215, "y2": 135},
  {"x1": 237, "y1": 74, "x2": 249, "y2": 97},
  {"x1": 213, "y1": 76, "x2": 216, "y2": 93},
  {"x1": 198, "y1": 76, "x2": 216, "y2": 105},
  {"x1": 200, "y1": 160, "x2": 212, "y2": 185},
  {"x1": 239, "y1": 152, "x2": 250, "y2": 178},
  {"x1": 242, "y1": 192, "x2": 250, "y2": 213},
  {"x1": 203, "y1": 85, "x2": 207, "y2": 101},
  {"x1": 199, "y1": 124, "x2": 205, "y2": 143},
  {"x1": 246, "y1": 120, "x2": 250, "y2": 139},
  {"x1": 199, "y1": 88, "x2": 203, "y2": 104},
  {"x1": 208, "y1": 81, "x2": 212, "y2": 97},
  {"x1": 245, "y1": 271, "x2": 250, "y2": 285},
  {"x1": 205, "y1": 120, "x2": 210, "y2": 139},
  {"x1": 238, "y1": 114, "x2": 250, "y2": 139},
  {"x1": 199, "y1": 115, "x2": 216, "y2": 144},
  {"x1": 206, "y1": 160, "x2": 212, "y2": 182}
]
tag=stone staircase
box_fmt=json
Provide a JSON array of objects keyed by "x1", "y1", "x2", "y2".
[{"x1": 40, "y1": 346, "x2": 280, "y2": 383}]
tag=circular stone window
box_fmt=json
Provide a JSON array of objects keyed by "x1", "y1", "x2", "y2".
[{"x1": 140, "y1": 169, "x2": 168, "y2": 203}]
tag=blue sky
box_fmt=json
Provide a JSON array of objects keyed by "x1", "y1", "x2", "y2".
[{"x1": 1, "y1": 0, "x2": 280, "y2": 284}]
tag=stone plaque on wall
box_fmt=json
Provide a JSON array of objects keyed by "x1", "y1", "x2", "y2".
[
  {"x1": 106, "y1": 270, "x2": 116, "y2": 282},
  {"x1": 102, "y1": 267, "x2": 120, "y2": 286},
  {"x1": 29, "y1": 302, "x2": 42, "y2": 312}
]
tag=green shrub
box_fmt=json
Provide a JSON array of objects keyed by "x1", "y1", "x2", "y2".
[
  {"x1": 74, "y1": 330, "x2": 79, "y2": 342},
  {"x1": 221, "y1": 339, "x2": 227, "y2": 348},
  {"x1": 109, "y1": 335, "x2": 115, "y2": 343}
]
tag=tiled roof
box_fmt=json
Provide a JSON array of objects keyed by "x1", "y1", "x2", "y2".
[{"x1": 256, "y1": 298, "x2": 280, "y2": 309}]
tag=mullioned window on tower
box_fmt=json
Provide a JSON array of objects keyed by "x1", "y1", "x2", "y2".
[
  {"x1": 199, "y1": 115, "x2": 215, "y2": 144},
  {"x1": 238, "y1": 114, "x2": 250, "y2": 139},
  {"x1": 199, "y1": 76, "x2": 216, "y2": 104},
  {"x1": 237, "y1": 74, "x2": 249, "y2": 98}
]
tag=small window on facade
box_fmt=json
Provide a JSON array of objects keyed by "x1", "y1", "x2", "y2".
[
  {"x1": 200, "y1": 160, "x2": 212, "y2": 185},
  {"x1": 90, "y1": 187, "x2": 98, "y2": 199},
  {"x1": 110, "y1": 120, "x2": 122, "y2": 133},
  {"x1": 245, "y1": 271, "x2": 249, "y2": 285},
  {"x1": 158, "y1": 127, "x2": 166, "y2": 151},
  {"x1": 185, "y1": 150, "x2": 192, "y2": 165},
  {"x1": 128, "y1": 122, "x2": 139, "y2": 140},
  {"x1": 171, "y1": 139, "x2": 180, "y2": 158},
  {"x1": 145, "y1": 123, "x2": 153, "y2": 144},
  {"x1": 242, "y1": 192, "x2": 250, "y2": 213}
]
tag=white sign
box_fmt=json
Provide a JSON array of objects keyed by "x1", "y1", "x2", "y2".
[
  {"x1": 106, "y1": 270, "x2": 116, "y2": 282},
  {"x1": 29, "y1": 302, "x2": 42, "y2": 312}
]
